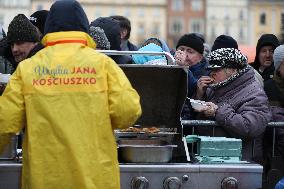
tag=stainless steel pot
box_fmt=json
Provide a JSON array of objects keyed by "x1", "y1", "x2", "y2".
[{"x1": 118, "y1": 139, "x2": 177, "y2": 163}]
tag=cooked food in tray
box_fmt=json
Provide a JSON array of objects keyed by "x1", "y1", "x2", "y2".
[{"x1": 120, "y1": 126, "x2": 160, "y2": 133}]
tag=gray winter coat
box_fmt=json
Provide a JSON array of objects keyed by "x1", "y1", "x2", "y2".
[{"x1": 199, "y1": 66, "x2": 272, "y2": 162}]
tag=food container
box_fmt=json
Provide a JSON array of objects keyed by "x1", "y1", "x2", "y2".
[
  {"x1": 189, "y1": 99, "x2": 207, "y2": 111},
  {"x1": 118, "y1": 139, "x2": 177, "y2": 163}
]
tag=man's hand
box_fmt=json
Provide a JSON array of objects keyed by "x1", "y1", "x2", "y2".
[{"x1": 174, "y1": 50, "x2": 187, "y2": 66}]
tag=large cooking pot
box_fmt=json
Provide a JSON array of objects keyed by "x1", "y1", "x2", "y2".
[{"x1": 118, "y1": 139, "x2": 177, "y2": 163}]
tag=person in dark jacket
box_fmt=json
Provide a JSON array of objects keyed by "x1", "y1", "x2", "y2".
[
  {"x1": 90, "y1": 17, "x2": 130, "y2": 64},
  {"x1": 174, "y1": 33, "x2": 209, "y2": 121},
  {"x1": 251, "y1": 34, "x2": 279, "y2": 81},
  {"x1": 264, "y1": 44, "x2": 284, "y2": 107},
  {"x1": 194, "y1": 48, "x2": 271, "y2": 162},
  {"x1": 0, "y1": 29, "x2": 14, "y2": 74},
  {"x1": 110, "y1": 15, "x2": 138, "y2": 51},
  {"x1": 263, "y1": 45, "x2": 284, "y2": 185}
]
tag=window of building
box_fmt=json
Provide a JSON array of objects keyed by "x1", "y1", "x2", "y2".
[
  {"x1": 190, "y1": 19, "x2": 204, "y2": 33},
  {"x1": 225, "y1": 25, "x2": 230, "y2": 35},
  {"x1": 152, "y1": 23, "x2": 160, "y2": 36},
  {"x1": 0, "y1": 15, "x2": 3, "y2": 31},
  {"x1": 260, "y1": 13, "x2": 266, "y2": 25},
  {"x1": 37, "y1": 4, "x2": 43, "y2": 10},
  {"x1": 210, "y1": 26, "x2": 216, "y2": 42},
  {"x1": 95, "y1": 9, "x2": 101, "y2": 18},
  {"x1": 239, "y1": 10, "x2": 244, "y2": 20},
  {"x1": 281, "y1": 13, "x2": 284, "y2": 31},
  {"x1": 138, "y1": 8, "x2": 145, "y2": 17},
  {"x1": 138, "y1": 23, "x2": 145, "y2": 35},
  {"x1": 191, "y1": 0, "x2": 203, "y2": 11},
  {"x1": 170, "y1": 18, "x2": 183, "y2": 34},
  {"x1": 109, "y1": 8, "x2": 116, "y2": 16},
  {"x1": 153, "y1": 9, "x2": 161, "y2": 17},
  {"x1": 172, "y1": 0, "x2": 183, "y2": 11},
  {"x1": 239, "y1": 27, "x2": 244, "y2": 40},
  {"x1": 124, "y1": 9, "x2": 130, "y2": 17},
  {"x1": 225, "y1": 15, "x2": 230, "y2": 21}
]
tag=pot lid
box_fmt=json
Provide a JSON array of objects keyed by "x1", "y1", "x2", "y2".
[{"x1": 120, "y1": 65, "x2": 187, "y2": 128}]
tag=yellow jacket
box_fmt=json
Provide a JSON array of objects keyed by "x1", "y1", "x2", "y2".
[{"x1": 0, "y1": 31, "x2": 141, "y2": 189}]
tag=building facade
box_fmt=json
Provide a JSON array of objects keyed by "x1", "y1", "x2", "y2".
[
  {"x1": 0, "y1": 0, "x2": 30, "y2": 32},
  {"x1": 30, "y1": 0, "x2": 167, "y2": 46},
  {"x1": 249, "y1": 0, "x2": 284, "y2": 45},
  {"x1": 167, "y1": 0, "x2": 206, "y2": 49},
  {"x1": 206, "y1": 0, "x2": 249, "y2": 46}
]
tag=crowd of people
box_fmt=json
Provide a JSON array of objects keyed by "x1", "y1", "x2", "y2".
[{"x1": 0, "y1": 0, "x2": 283, "y2": 188}]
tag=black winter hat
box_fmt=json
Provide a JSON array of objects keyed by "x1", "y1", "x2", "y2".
[
  {"x1": 211, "y1": 35, "x2": 238, "y2": 51},
  {"x1": 44, "y1": 0, "x2": 89, "y2": 35},
  {"x1": 29, "y1": 10, "x2": 49, "y2": 35},
  {"x1": 176, "y1": 33, "x2": 204, "y2": 54},
  {"x1": 256, "y1": 34, "x2": 279, "y2": 52},
  {"x1": 207, "y1": 48, "x2": 247, "y2": 70},
  {"x1": 7, "y1": 14, "x2": 40, "y2": 43},
  {"x1": 90, "y1": 17, "x2": 121, "y2": 51},
  {"x1": 252, "y1": 34, "x2": 279, "y2": 67}
]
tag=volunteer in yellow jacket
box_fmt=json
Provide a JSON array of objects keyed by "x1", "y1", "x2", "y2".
[{"x1": 0, "y1": 0, "x2": 141, "y2": 189}]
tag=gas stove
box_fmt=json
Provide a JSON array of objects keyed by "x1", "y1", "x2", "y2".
[
  {"x1": 119, "y1": 163, "x2": 262, "y2": 189},
  {"x1": 118, "y1": 65, "x2": 263, "y2": 189}
]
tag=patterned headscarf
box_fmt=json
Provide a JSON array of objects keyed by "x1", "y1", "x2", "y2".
[{"x1": 207, "y1": 48, "x2": 247, "y2": 70}]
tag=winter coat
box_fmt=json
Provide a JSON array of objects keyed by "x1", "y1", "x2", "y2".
[
  {"x1": 263, "y1": 73, "x2": 284, "y2": 160},
  {"x1": 271, "y1": 107, "x2": 284, "y2": 158},
  {"x1": 0, "y1": 31, "x2": 141, "y2": 189},
  {"x1": 252, "y1": 64, "x2": 275, "y2": 81},
  {"x1": 121, "y1": 40, "x2": 138, "y2": 51},
  {"x1": 264, "y1": 73, "x2": 284, "y2": 107},
  {"x1": 198, "y1": 66, "x2": 271, "y2": 162}
]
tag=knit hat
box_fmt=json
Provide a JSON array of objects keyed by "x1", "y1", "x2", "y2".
[
  {"x1": 273, "y1": 44, "x2": 284, "y2": 71},
  {"x1": 89, "y1": 26, "x2": 110, "y2": 50},
  {"x1": 29, "y1": 10, "x2": 49, "y2": 35},
  {"x1": 207, "y1": 48, "x2": 247, "y2": 70},
  {"x1": 211, "y1": 35, "x2": 238, "y2": 51},
  {"x1": 176, "y1": 33, "x2": 204, "y2": 54},
  {"x1": 7, "y1": 14, "x2": 40, "y2": 43}
]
